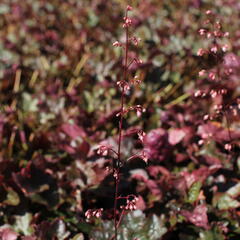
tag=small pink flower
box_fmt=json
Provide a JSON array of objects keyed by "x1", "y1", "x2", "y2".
[
  {"x1": 207, "y1": 32, "x2": 212, "y2": 39},
  {"x1": 131, "y1": 36, "x2": 141, "y2": 46},
  {"x1": 123, "y1": 17, "x2": 132, "y2": 28},
  {"x1": 215, "y1": 21, "x2": 221, "y2": 29},
  {"x1": 137, "y1": 130, "x2": 146, "y2": 142},
  {"x1": 85, "y1": 208, "x2": 103, "y2": 219},
  {"x1": 85, "y1": 209, "x2": 92, "y2": 219},
  {"x1": 222, "y1": 44, "x2": 229, "y2": 52},
  {"x1": 140, "y1": 150, "x2": 148, "y2": 163},
  {"x1": 117, "y1": 80, "x2": 130, "y2": 93},
  {"x1": 97, "y1": 145, "x2": 109, "y2": 156},
  {"x1": 197, "y1": 48, "x2": 205, "y2": 56},
  {"x1": 224, "y1": 143, "x2": 232, "y2": 151},
  {"x1": 194, "y1": 90, "x2": 202, "y2": 97},
  {"x1": 206, "y1": 10, "x2": 212, "y2": 15},
  {"x1": 210, "y1": 90, "x2": 217, "y2": 98},
  {"x1": 209, "y1": 72, "x2": 216, "y2": 80},
  {"x1": 220, "y1": 89, "x2": 227, "y2": 94},
  {"x1": 213, "y1": 31, "x2": 219, "y2": 37},
  {"x1": 198, "y1": 29, "x2": 206, "y2": 36},
  {"x1": 134, "y1": 105, "x2": 146, "y2": 117},
  {"x1": 120, "y1": 195, "x2": 139, "y2": 211},
  {"x1": 112, "y1": 41, "x2": 122, "y2": 47},
  {"x1": 203, "y1": 114, "x2": 209, "y2": 121},
  {"x1": 126, "y1": 5, "x2": 132, "y2": 11},
  {"x1": 134, "y1": 58, "x2": 143, "y2": 64},
  {"x1": 131, "y1": 75, "x2": 142, "y2": 85},
  {"x1": 199, "y1": 69, "x2": 206, "y2": 76},
  {"x1": 224, "y1": 32, "x2": 229, "y2": 37},
  {"x1": 210, "y1": 45, "x2": 218, "y2": 53}
]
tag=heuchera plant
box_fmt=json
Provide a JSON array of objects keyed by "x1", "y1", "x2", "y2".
[
  {"x1": 194, "y1": 10, "x2": 239, "y2": 159},
  {"x1": 85, "y1": 5, "x2": 146, "y2": 239}
]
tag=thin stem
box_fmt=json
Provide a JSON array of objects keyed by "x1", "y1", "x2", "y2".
[
  {"x1": 117, "y1": 209, "x2": 125, "y2": 228},
  {"x1": 114, "y1": 11, "x2": 129, "y2": 240},
  {"x1": 224, "y1": 110, "x2": 232, "y2": 141}
]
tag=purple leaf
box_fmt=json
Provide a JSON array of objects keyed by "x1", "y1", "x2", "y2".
[
  {"x1": 0, "y1": 228, "x2": 18, "y2": 240},
  {"x1": 181, "y1": 204, "x2": 209, "y2": 229},
  {"x1": 168, "y1": 128, "x2": 186, "y2": 145},
  {"x1": 61, "y1": 123, "x2": 86, "y2": 140}
]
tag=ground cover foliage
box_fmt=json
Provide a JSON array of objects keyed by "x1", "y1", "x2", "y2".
[{"x1": 0, "y1": 0, "x2": 240, "y2": 239}]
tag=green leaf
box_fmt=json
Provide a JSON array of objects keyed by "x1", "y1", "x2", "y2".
[
  {"x1": 71, "y1": 233, "x2": 84, "y2": 240},
  {"x1": 22, "y1": 93, "x2": 38, "y2": 112},
  {"x1": 4, "y1": 188, "x2": 20, "y2": 206},
  {"x1": 54, "y1": 219, "x2": 70, "y2": 240},
  {"x1": 217, "y1": 194, "x2": 240, "y2": 210},
  {"x1": 188, "y1": 181, "x2": 202, "y2": 203},
  {"x1": 13, "y1": 213, "x2": 34, "y2": 236},
  {"x1": 90, "y1": 210, "x2": 167, "y2": 240}
]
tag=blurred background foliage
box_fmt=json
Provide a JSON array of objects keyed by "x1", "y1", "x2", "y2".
[{"x1": 0, "y1": 0, "x2": 240, "y2": 239}]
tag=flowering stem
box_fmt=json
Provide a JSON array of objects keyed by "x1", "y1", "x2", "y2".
[{"x1": 114, "y1": 10, "x2": 129, "y2": 240}]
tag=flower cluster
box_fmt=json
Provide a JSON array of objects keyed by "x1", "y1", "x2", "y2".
[
  {"x1": 197, "y1": 10, "x2": 230, "y2": 57},
  {"x1": 120, "y1": 195, "x2": 139, "y2": 211},
  {"x1": 196, "y1": 10, "x2": 230, "y2": 84},
  {"x1": 87, "y1": 6, "x2": 146, "y2": 239},
  {"x1": 85, "y1": 208, "x2": 103, "y2": 220},
  {"x1": 116, "y1": 105, "x2": 146, "y2": 117}
]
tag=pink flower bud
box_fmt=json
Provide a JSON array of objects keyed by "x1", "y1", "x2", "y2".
[
  {"x1": 203, "y1": 114, "x2": 209, "y2": 121},
  {"x1": 224, "y1": 143, "x2": 232, "y2": 151},
  {"x1": 198, "y1": 29, "x2": 206, "y2": 36},
  {"x1": 112, "y1": 41, "x2": 121, "y2": 47},
  {"x1": 224, "y1": 32, "x2": 229, "y2": 37},
  {"x1": 222, "y1": 44, "x2": 229, "y2": 52},
  {"x1": 131, "y1": 36, "x2": 141, "y2": 46},
  {"x1": 97, "y1": 145, "x2": 109, "y2": 156},
  {"x1": 210, "y1": 45, "x2": 218, "y2": 53},
  {"x1": 194, "y1": 90, "x2": 202, "y2": 97},
  {"x1": 197, "y1": 48, "x2": 205, "y2": 56},
  {"x1": 209, "y1": 72, "x2": 216, "y2": 80},
  {"x1": 210, "y1": 90, "x2": 217, "y2": 98},
  {"x1": 126, "y1": 5, "x2": 132, "y2": 11},
  {"x1": 206, "y1": 10, "x2": 212, "y2": 15},
  {"x1": 207, "y1": 32, "x2": 212, "y2": 39},
  {"x1": 199, "y1": 69, "x2": 206, "y2": 76},
  {"x1": 123, "y1": 17, "x2": 132, "y2": 28}
]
